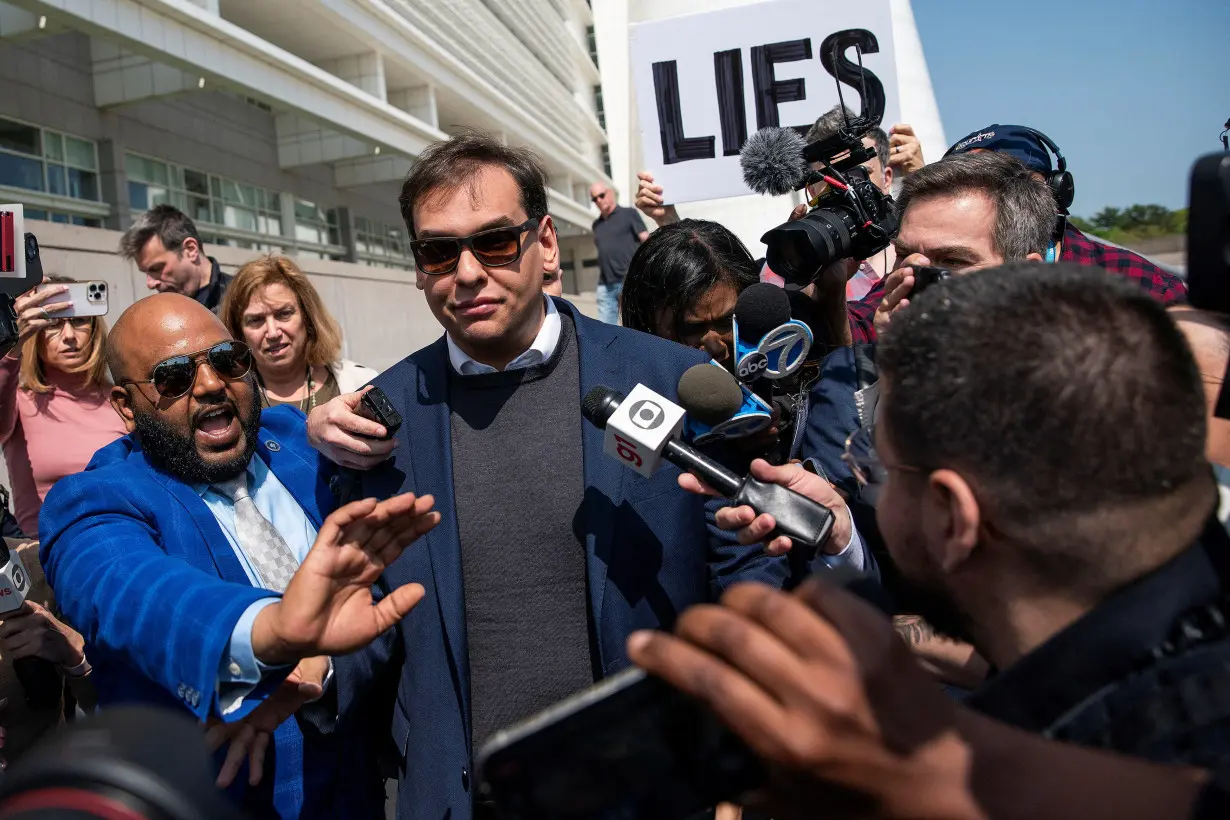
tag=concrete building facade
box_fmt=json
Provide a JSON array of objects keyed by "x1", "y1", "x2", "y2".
[{"x1": 0, "y1": 0, "x2": 611, "y2": 290}]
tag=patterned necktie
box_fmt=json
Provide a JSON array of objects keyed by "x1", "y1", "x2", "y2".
[{"x1": 213, "y1": 473, "x2": 299, "y2": 592}]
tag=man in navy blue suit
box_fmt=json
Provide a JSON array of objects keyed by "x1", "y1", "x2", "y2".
[
  {"x1": 39, "y1": 294, "x2": 440, "y2": 819},
  {"x1": 306, "y1": 132, "x2": 867, "y2": 820}
]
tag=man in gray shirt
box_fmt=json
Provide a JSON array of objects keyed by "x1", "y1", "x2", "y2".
[{"x1": 589, "y1": 182, "x2": 647, "y2": 324}]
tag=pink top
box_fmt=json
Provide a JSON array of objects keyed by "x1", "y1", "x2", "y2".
[{"x1": 0, "y1": 355, "x2": 126, "y2": 537}]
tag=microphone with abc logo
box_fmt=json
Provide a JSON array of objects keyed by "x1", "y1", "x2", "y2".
[
  {"x1": 582, "y1": 384, "x2": 834, "y2": 557},
  {"x1": 0, "y1": 539, "x2": 63, "y2": 710}
]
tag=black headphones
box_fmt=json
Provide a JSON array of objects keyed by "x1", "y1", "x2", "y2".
[
  {"x1": 945, "y1": 126, "x2": 1075, "y2": 214},
  {"x1": 1022, "y1": 127, "x2": 1075, "y2": 214}
]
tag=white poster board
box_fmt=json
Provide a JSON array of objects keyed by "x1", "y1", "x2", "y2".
[{"x1": 630, "y1": 0, "x2": 900, "y2": 205}]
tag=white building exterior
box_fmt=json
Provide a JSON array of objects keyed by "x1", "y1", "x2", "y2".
[
  {"x1": 592, "y1": 0, "x2": 947, "y2": 258},
  {"x1": 0, "y1": 0, "x2": 611, "y2": 288}
]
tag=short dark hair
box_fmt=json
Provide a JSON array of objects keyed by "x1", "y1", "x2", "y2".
[
  {"x1": 895, "y1": 152, "x2": 1055, "y2": 259},
  {"x1": 620, "y1": 219, "x2": 759, "y2": 338},
  {"x1": 399, "y1": 129, "x2": 549, "y2": 238},
  {"x1": 119, "y1": 204, "x2": 203, "y2": 260},
  {"x1": 805, "y1": 105, "x2": 889, "y2": 168},
  {"x1": 878, "y1": 263, "x2": 1210, "y2": 593}
]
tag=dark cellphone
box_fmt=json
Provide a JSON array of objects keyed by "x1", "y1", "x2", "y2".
[
  {"x1": 477, "y1": 667, "x2": 763, "y2": 820},
  {"x1": 357, "y1": 386, "x2": 402, "y2": 439},
  {"x1": 911, "y1": 265, "x2": 952, "y2": 297}
]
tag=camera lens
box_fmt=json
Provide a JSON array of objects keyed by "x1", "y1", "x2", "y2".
[{"x1": 761, "y1": 206, "x2": 854, "y2": 285}]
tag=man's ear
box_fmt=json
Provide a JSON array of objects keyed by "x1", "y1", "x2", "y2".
[
  {"x1": 882, "y1": 164, "x2": 894, "y2": 190},
  {"x1": 110, "y1": 385, "x2": 137, "y2": 433},
  {"x1": 922, "y1": 468, "x2": 981, "y2": 573},
  {"x1": 538, "y1": 215, "x2": 560, "y2": 272},
  {"x1": 1026, "y1": 251, "x2": 1045, "y2": 262},
  {"x1": 181, "y1": 237, "x2": 202, "y2": 264}
]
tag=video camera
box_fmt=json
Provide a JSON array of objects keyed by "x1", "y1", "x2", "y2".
[{"x1": 740, "y1": 34, "x2": 898, "y2": 287}]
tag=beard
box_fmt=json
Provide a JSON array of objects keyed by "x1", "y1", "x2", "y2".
[
  {"x1": 133, "y1": 388, "x2": 261, "y2": 485},
  {"x1": 888, "y1": 530, "x2": 979, "y2": 647}
]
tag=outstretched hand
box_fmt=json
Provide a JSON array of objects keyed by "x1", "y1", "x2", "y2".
[
  {"x1": 252, "y1": 493, "x2": 440, "y2": 665},
  {"x1": 207, "y1": 656, "x2": 329, "y2": 788}
]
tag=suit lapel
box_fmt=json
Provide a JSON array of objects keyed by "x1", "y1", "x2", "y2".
[
  {"x1": 402, "y1": 340, "x2": 472, "y2": 737},
  {"x1": 566, "y1": 301, "x2": 628, "y2": 672},
  {"x1": 256, "y1": 428, "x2": 326, "y2": 528},
  {"x1": 136, "y1": 454, "x2": 253, "y2": 586}
]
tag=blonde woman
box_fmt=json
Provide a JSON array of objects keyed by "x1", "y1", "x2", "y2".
[
  {"x1": 0, "y1": 277, "x2": 125, "y2": 536},
  {"x1": 220, "y1": 255, "x2": 377, "y2": 411}
]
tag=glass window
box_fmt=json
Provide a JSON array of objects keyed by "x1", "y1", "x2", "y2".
[
  {"x1": 183, "y1": 169, "x2": 209, "y2": 196},
  {"x1": 67, "y1": 169, "x2": 98, "y2": 201},
  {"x1": 0, "y1": 153, "x2": 44, "y2": 191},
  {"x1": 65, "y1": 137, "x2": 96, "y2": 170},
  {"x1": 128, "y1": 181, "x2": 150, "y2": 211},
  {"x1": 0, "y1": 118, "x2": 40, "y2": 156},
  {"x1": 43, "y1": 133, "x2": 64, "y2": 163},
  {"x1": 47, "y1": 165, "x2": 67, "y2": 196},
  {"x1": 0, "y1": 120, "x2": 100, "y2": 204}
]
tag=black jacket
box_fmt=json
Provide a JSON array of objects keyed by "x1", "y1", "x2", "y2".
[
  {"x1": 966, "y1": 516, "x2": 1230, "y2": 767},
  {"x1": 194, "y1": 257, "x2": 233, "y2": 315}
]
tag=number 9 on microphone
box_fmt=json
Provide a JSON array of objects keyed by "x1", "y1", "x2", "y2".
[{"x1": 603, "y1": 384, "x2": 686, "y2": 478}]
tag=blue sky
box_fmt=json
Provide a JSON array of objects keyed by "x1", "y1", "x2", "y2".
[{"x1": 912, "y1": 0, "x2": 1229, "y2": 218}]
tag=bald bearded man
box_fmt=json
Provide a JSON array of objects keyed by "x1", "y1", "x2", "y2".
[{"x1": 39, "y1": 294, "x2": 438, "y2": 819}]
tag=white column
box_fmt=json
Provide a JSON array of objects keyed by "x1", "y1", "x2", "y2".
[
  {"x1": 318, "y1": 52, "x2": 387, "y2": 102},
  {"x1": 388, "y1": 85, "x2": 438, "y2": 129}
]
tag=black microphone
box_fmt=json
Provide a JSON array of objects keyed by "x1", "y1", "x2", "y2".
[
  {"x1": 582, "y1": 385, "x2": 834, "y2": 558},
  {"x1": 740, "y1": 127, "x2": 809, "y2": 196}
]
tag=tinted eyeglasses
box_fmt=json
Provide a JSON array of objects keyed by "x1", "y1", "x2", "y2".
[
  {"x1": 46, "y1": 316, "x2": 93, "y2": 336},
  {"x1": 410, "y1": 217, "x2": 541, "y2": 275},
  {"x1": 120, "y1": 340, "x2": 253, "y2": 399}
]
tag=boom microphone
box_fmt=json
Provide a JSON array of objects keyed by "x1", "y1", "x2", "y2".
[
  {"x1": 740, "y1": 127, "x2": 809, "y2": 196},
  {"x1": 677, "y1": 362, "x2": 772, "y2": 445},
  {"x1": 581, "y1": 385, "x2": 834, "y2": 556}
]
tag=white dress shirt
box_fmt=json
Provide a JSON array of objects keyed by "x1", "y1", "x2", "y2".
[{"x1": 446, "y1": 296, "x2": 560, "y2": 375}]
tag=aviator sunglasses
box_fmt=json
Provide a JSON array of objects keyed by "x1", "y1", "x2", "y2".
[
  {"x1": 410, "y1": 217, "x2": 541, "y2": 275},
  {"x1": 119, "y1": 340, "x2": 254, "y2": 399}
]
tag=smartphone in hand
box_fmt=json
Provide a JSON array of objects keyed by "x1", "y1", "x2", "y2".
[{"x1": 355, "y1": 386, "x2": 402, "y2": 439}]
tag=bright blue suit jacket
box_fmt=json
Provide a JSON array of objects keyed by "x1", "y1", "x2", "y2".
[
  {"x1": 38, "y1": 407, "x2": 382, "y2": 819},
  {"x1": 353, "y1": 299, "x2": 797, "y2": 820}
]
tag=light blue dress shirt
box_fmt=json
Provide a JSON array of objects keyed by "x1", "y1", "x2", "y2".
[{"x1": 203, "y1": 455, "x2": 319, "y2": 713}]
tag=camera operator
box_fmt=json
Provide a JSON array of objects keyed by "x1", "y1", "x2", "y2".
[
  {"x1": 798, "y1": 264, "x2": 1230, "y2": 766},
  {"x1": 635, "y1": 108, "x2": 926, "y2": 347},
  {"x1": 871, "y1": 151, "x2": 1054, "y2": 335}
]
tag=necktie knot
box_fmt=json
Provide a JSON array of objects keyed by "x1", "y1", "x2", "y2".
[{"x1": 214, "y1": 473, "x2": 251, "y2": 504}]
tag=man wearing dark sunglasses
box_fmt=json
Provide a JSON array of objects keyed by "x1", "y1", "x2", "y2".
[
  {"x1": 39, "y1": 293, "x2": 440, "y2": 819},
  {"x1": 305, "y1": 131, "x2": 804, "y2": 820}
]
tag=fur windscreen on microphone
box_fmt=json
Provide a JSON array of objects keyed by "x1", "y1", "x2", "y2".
[
  {"x1": 677, "y1": 364, "x2": 744, "y2": 426},
  {"x1": 740, "y1": 127, "x2": 808, "y2": 196},
  {"x1": 735, "y1": 283, "x2": 792, "y2": 345}
]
